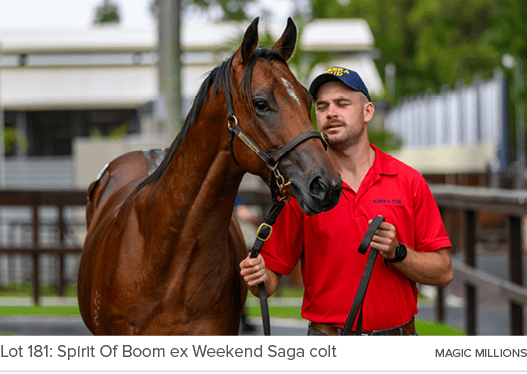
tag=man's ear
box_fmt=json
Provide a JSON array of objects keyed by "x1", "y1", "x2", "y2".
[{"x1": 364, "y1": 100, "x2": 375, "y2": 123}]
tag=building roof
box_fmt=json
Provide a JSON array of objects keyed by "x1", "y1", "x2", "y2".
[
  {"x1": 0, "y1": 19, "x2": 374, "y2": 54},
  {"x1": 0, "y1": 20, "x2": 383, "y2": 110}
]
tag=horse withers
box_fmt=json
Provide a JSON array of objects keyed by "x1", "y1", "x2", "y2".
[{"x1": 78, "y1": 18, "x2": 342, "y2": 335}]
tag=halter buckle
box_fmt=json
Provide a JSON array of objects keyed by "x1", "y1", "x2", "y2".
[{"x1": 256, "y1": 223, "x2": 273, "y2": 242}]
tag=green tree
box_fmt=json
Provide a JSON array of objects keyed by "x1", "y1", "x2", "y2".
[
  {"x1": 487, "y1": 0, "x2": 527, "y2": 158},
  {"x1": 311, "y1": 0, "x2": 504, "y2": 100},
  {"x1": 489, "y1": 0, "x2": 527, "y2": 62},
  {"x1": 488, "y1": 0, "x2": 527, "y2": 102},
  {"x1": 408, "y1": 0, "x2": 502, "y2": 88},
  {"x1": 93, "y1": 0, "x2": 121, "y2": 24}
]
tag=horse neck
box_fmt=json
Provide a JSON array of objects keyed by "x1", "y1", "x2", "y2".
[{"x1": 142, "y1": 102, "x2": 244, "y2": 249}]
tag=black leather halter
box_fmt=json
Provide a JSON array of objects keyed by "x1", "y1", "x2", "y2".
[{"x1": 224, "y1": 85, "x2": 328, "y2": 197}]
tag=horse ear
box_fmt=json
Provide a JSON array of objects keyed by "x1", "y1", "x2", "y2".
[
  {"x1": 233, "y1": 17, "x2": 259, "y2": 66},
  {"x1": 272, "y1": 17, "x2": 297, "y2": 61}
]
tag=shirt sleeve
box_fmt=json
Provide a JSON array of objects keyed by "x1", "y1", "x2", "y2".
[
  {"x1": 260, "y1": 199, "x2": 304, "y2": 275},
  {"x1": 412, "y1": 176, "x2": 452, "y2": 253}
]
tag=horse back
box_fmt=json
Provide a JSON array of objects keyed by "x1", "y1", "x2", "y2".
[{"x1": 86, "y1": 149, "x2": 166, "y2": 227}]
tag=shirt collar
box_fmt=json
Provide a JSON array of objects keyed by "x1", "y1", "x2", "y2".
[
  {"x1": 341, "y1": 144, "x2": 398, "y2": 192},
  {"x1": 370, "y1": 144, "x2": 398, "y2": 176}
]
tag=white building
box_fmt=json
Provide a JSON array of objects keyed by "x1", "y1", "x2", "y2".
[{"x1": 0, "y1": 19, "x2": 383, "y2": 188}]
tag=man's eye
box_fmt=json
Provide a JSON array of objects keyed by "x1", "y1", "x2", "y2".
[{"x1": 254, "y1": 99, "x2": 270, "y2": 112}]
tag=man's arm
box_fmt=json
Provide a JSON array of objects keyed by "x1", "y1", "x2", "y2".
[
  {"x1": 368, "y1": 219, "x2": 453, "y2": 288},
  {"x1": 390, "y1": 247, "x2": 452, "y2": 287},
  {"x1": 240, "y1": 254, "x2": 282, "y2": 297}
]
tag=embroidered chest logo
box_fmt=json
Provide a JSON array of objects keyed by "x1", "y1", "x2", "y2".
[{"x1": 373, "y1": 199, "x2": 403, "y2": 205}]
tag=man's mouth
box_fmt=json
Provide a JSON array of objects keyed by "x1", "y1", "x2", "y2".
[{"x1": 324, "y1": 121, "x2": 342, "y2": 130}]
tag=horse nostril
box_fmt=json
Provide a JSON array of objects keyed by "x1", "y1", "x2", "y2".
[{"x1": 309, "y1": 175, "x2": 328, "y2": 200}]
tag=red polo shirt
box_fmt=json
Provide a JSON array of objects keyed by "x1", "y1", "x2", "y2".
[{"x1": 261, "y1": 145, "x2": 451, "y2": 331}]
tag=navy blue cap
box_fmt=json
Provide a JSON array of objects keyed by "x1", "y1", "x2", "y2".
[{"x1": 309, "y1": 67, "x2": 371, "y2": 101}]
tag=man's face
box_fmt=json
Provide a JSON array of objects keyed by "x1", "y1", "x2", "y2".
[{"x1": 314, "y1": 81, "x2": 372, "y2": 148}]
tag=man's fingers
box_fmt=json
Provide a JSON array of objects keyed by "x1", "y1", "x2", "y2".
[
  {"x1": 240, "y1": 255, "x2": 267, "y2": 286},
  {"x1": 243, "y1": 268, "x2": 266, "y2": 286},
  {"x1": 371, "y1": 234, "x2": 391, "y2": 245}
]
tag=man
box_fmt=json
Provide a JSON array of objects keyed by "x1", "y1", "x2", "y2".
[{"x1": 240, "y1": 67, "x2": 453, "y2": 335}]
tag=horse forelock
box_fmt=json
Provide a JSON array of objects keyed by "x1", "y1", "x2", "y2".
[
  {"x1": 137, "y1": 47, "x2": 286, "y2": 190},
  {"x1": 239, "y1": 48, "x2": 287, "y2": 114}
]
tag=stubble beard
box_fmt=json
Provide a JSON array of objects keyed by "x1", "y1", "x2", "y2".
[{"x1": 323, "y1": 121, "x2": 367, "y2": 150}]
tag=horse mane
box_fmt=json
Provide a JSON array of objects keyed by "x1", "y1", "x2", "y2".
[{"x1": 137, "y1": 47, "x2": 287, "y2": 189}]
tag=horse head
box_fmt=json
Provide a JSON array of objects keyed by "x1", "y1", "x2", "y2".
[{"x1": 227, "y1": 18, "x2": 342, "y2": 215}]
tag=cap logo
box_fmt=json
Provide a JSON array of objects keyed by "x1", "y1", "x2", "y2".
[{"x1": 325, "y1": 67, "x2": 350, "y2": 76}]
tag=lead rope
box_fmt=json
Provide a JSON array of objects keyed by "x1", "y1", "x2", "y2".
[
  {"x1": 340, "y1": 216, "x2": 385, "y2": 336},
  {"x1": 247, "y1": 164, "x2": 292, "y2": 336},
  {"x1": 248, "y1": 197, "x2": 287, "y2": 336}
]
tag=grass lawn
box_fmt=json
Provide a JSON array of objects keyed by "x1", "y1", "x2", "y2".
[
  {"x1": 0, "y1": 306, "x2": 80, "y2": 317},
  {"x1": 245, "y1": 306, "x2": 465, "y2": 336},
  {"x1": 0, "y1": 284, "x2": 465, "y2": 335},
  {"x1": 0, "y1": 305, "x2": 464, "y2": 335}
]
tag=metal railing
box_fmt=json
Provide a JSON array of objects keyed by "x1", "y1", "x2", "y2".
[
  {"x1": 3, "y1": 186, "x2": 526, "y2": 336},
  {"x1": 0, "y1": 189, "x2": 272, "y2": 306},
  {"x1": 431, "y1": 184, "x2": 527, "y2": 335},
  {"x1": 0, "y1": 190, "x2": 86, "y2": 305}
]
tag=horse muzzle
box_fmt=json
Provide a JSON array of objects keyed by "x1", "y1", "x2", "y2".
[{"x1": 289, "y1": 172, "x2": 342, "y2": 215}]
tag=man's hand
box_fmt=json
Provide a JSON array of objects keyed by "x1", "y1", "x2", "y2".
[
  {"x1": 367, "y1": 217, "x2": 453, "y2": 287},
  {"x1": 239, "y1": 255, "x2": 282, "y2": 297},
  {"x1": 240, "y1": 254, "x2": 268, "y2": 287},
  {"x1": 368, "y1": 218, "x2": 398, "y2": 261}
]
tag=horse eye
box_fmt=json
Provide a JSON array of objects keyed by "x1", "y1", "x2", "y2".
[{"x1": 253, "y1": 99, "x2": 270, "y2": 112}]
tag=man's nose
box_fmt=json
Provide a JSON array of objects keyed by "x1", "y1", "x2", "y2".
[{"x1": 326, "y1": 104, "x2": 337, "y2": 118}]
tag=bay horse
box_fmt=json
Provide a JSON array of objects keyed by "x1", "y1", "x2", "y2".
[{"x1": 77, "y1": 18, "x2": 342, "y2": 335}]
